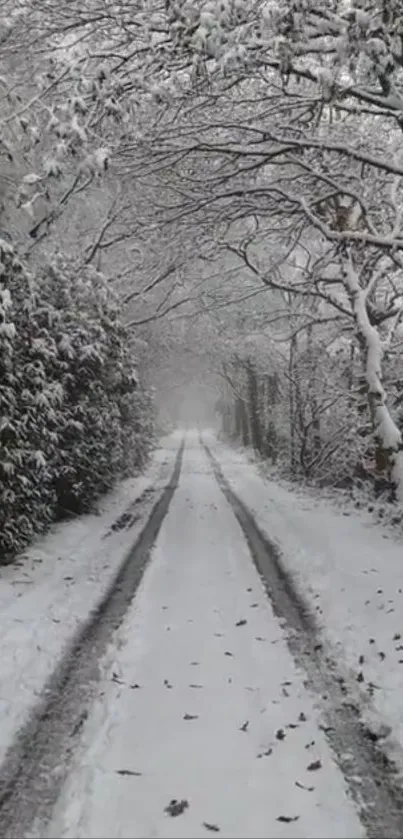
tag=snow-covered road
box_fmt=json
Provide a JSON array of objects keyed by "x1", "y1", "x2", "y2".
[{"x1": 48, "y1": 437, "x2": 364, "y2": 839}]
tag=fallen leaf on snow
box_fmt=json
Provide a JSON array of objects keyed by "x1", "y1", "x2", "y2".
[
  {"x1": 277, "y1": 816, "x2": 300, "y2": 823},
  {"x1": 257, "y1": 748, "x2": 273, "y2": 758},
  {"x1": 295, "y1": 781, "x2": 314, "y2": 792},
  {"x1": 307, "y1": 760, "x2": 322, "y2": 771},
  {"x1": 165, "y1": 799, "x2": 189, "y2": 817}
]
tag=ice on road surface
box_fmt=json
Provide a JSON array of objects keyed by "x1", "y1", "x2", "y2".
[{"x1": 49, "y1": 437, "x2": 363, "y2": 839}]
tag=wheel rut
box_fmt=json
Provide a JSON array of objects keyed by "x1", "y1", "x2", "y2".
[
  {"x1": 202, "y1": 436, "x2": 403, "y2": 839},
  {"x1": 0, "y1": 441, "x2": 184, "y2": 839}
]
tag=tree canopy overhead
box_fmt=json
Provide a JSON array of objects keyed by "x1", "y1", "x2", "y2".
[{"x1": 1, "y1": 0, "x2": 403, "y2": 562}]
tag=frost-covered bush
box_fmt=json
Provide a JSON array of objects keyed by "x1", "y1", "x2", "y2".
[
  {"x1": 0, "y1": 239, "x2": 56, "y2": 556},
  {"x1": 0, "y1": 241, "x2": 154, "y2": 562}
]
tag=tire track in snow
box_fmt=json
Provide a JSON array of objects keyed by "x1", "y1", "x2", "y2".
[
  {"x1": 0, "y1": 440, "x2": 185, "y2": 839},
  {"x1": 202, "y1": 436, "x2": 403, "y2": 839}
]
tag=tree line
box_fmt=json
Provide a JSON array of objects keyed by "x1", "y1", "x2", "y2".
[{"x1": 2, "y1": 0, "x2": 403, "y2": 564}]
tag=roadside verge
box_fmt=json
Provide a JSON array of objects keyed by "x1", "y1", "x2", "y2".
[
  {"x1": 203, "y1": 433, "x2": 403, "y2": 776},
  {"x1": 0, "y1": 433, "x2": 182, "y2": 771}
]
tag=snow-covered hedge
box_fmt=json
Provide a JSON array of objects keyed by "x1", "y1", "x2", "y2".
[{"x1": 0, "y1": 240, "x2": 154, "y2": 562}]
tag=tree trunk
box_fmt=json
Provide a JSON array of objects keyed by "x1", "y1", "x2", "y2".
[
  {"x1": 247, "y1": 361, "x2": 262, "y2": 453},
  {"x1": 289, "y1": 335, "x2": 297, "y2": 470},
  {"x1": 347, "y1": 341, "x2": 356, "y2": 408},
  {"x1": 240, "y1": 398, "x2": 249, "y2": 446},
  {"x1": 234, "y1": 397, "x2": 242, "y2": 439},
  {"x1": 265, "y1": 373, "x2": 279, "y2": 463},
  {"x1": 343, "y1": 254, "x2": 403, "y2": 501},
  {"x1": 307, "y1": 324, "x2": 321, "y2": 459}
]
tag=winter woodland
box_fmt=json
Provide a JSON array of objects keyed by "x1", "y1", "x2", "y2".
[{"x1": 1, "y1": 0, "x2": 403, "y2": 560}]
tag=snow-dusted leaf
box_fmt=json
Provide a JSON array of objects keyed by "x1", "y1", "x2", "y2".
[
  {"x1": 32, "y1": 450, "x2": 46, "y2": 469},
  {"x1": 22, "y1": 173, "x2": 42, "y2": 185}
]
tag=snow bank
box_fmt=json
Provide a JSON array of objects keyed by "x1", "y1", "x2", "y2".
[
  {"x1": 208, "y1": 434, "x2": 403, "y2": 763},
  {"x1": 0, "y1": 434, "x2": 180, "y2": 766}
]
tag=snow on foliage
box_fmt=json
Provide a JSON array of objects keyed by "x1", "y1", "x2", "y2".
[
  {"x1": 1, "y1": 0, "x2": 403, "y2": 515},
  {"x1": 0, "y1": 241, "x2": 154, "y2": 563}
]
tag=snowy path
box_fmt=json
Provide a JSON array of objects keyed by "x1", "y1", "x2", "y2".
[
  {"x1": 48, "y1": 437, "x2": 364, "y2": 839},
  {"x1": 204, "y1": 432, "x2": 403, "y2": 766},
  {"x1": 0, "y1": 435, "x2": 179, "y2": 770}
]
